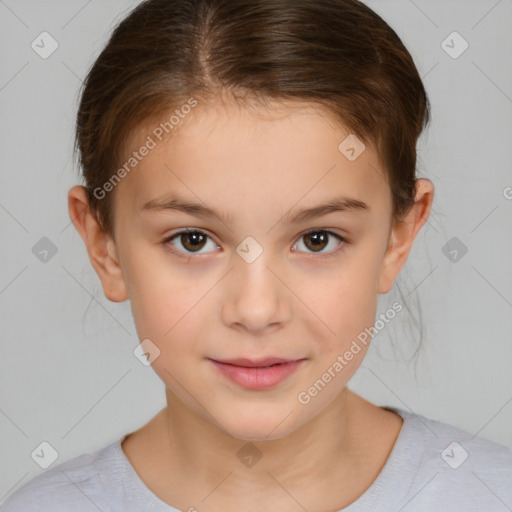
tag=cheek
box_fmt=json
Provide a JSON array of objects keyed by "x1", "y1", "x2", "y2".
[
  {"x1": 307, "y1": 245, "x2": 384, "y2": 355},
  {"x1": 123, "y1": 243, "x2": 203, "y2": 342}
]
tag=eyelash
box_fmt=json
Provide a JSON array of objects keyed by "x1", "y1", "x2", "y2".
[{"x1": 162, "y1": 228, "x2": 347, "y2": 259}]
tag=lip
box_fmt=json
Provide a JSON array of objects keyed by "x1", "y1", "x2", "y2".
[
  {"x1": 208, "y1": 357, "x2": 306, "y2": 390},
  {"x1": 213, "y1": 357, "x2": 298, "y2": 368}
]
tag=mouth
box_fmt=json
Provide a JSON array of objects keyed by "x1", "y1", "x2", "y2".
[
  {"x1": 211, "y1": 357, "x2": 301, "y2": 368},
  {"x1": 208, "y1": 357, "x2": 306, "y2": 390}
]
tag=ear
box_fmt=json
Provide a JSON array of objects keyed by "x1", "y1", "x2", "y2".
[
  {"x1": 378, "y1": 178, "x2": 434, "y2": 294},
  {"x1": 68, "y1": 185, "x2": 128, "y2": 302}
]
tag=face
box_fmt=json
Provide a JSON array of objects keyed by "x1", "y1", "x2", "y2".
[{"x1": 91, "y1": 100, "x2": 404, "y2": 440}]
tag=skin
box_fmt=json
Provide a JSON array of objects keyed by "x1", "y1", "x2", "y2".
[{"x1": 68, "y1": 98, "x2": 434, "y2": 512}]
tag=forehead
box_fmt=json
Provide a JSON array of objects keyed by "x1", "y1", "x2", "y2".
[{"x1": 115, "y1": 99, "x2": 390, "y2": 220}]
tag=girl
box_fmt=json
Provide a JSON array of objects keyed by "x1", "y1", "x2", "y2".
[{"x1": 2, "y1": 0, "x2": 511, "y2": 510}]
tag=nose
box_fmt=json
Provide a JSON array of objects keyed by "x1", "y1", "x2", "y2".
[{"x1": 221, "y1": 248, "x2": 291, "y2": 335}]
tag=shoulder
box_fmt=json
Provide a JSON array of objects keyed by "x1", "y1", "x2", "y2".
[
  {"x1": 394, "y1": 407, "x2": 512, "y2": 509},
  {"x1": 0, "y1": 440, "x2": 122, "y2": 512},
  {"x1": 406, "y1": 408, "x2": 512, "y2": 471}
]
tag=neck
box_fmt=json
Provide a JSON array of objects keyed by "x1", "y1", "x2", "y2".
[
  {"x1": 162, "y1": 388, "x2": 369, "y2": 492},
  {"x1": 122, "y1": 388, "x2": 403, "y2": 511}
]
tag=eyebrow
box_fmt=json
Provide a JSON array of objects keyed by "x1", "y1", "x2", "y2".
[{"x1": 141, "y1": 195, "x2": 369, "y2": 224}]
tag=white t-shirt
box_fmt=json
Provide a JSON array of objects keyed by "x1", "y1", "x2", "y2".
[{"x1": 1, "y1": 406, "x2": 511, "y2": 511}]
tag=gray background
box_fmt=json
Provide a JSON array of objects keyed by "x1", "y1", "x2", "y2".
[{"x1": 1, "y1": 0, "x2": 511, "y2": 503}]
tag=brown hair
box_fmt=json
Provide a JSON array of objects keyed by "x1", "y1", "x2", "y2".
[{"x1": 75, "y1": 0, "x2": 430, "y2": 237}]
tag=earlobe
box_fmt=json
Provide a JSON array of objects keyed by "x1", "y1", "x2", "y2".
[
  {"x1": 67, "y1": 185, "x2": 128, "y2": 302},
  {"x1": 378, "y1": 179, "x2": 434, "y2": 295}
]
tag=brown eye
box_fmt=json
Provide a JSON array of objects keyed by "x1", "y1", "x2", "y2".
[
  {"x1": 165, "y1": 229, "x2": 218, "y2": 255},
  {"x1": 304, "y1": 231, "x2": 329, "y2": 252},
  {"x1": 179, "y1": 232, "x2": 207, "y2": 252},
  {"x1": 294, "y1": 230, "x2": 345, "y2": 255}
]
